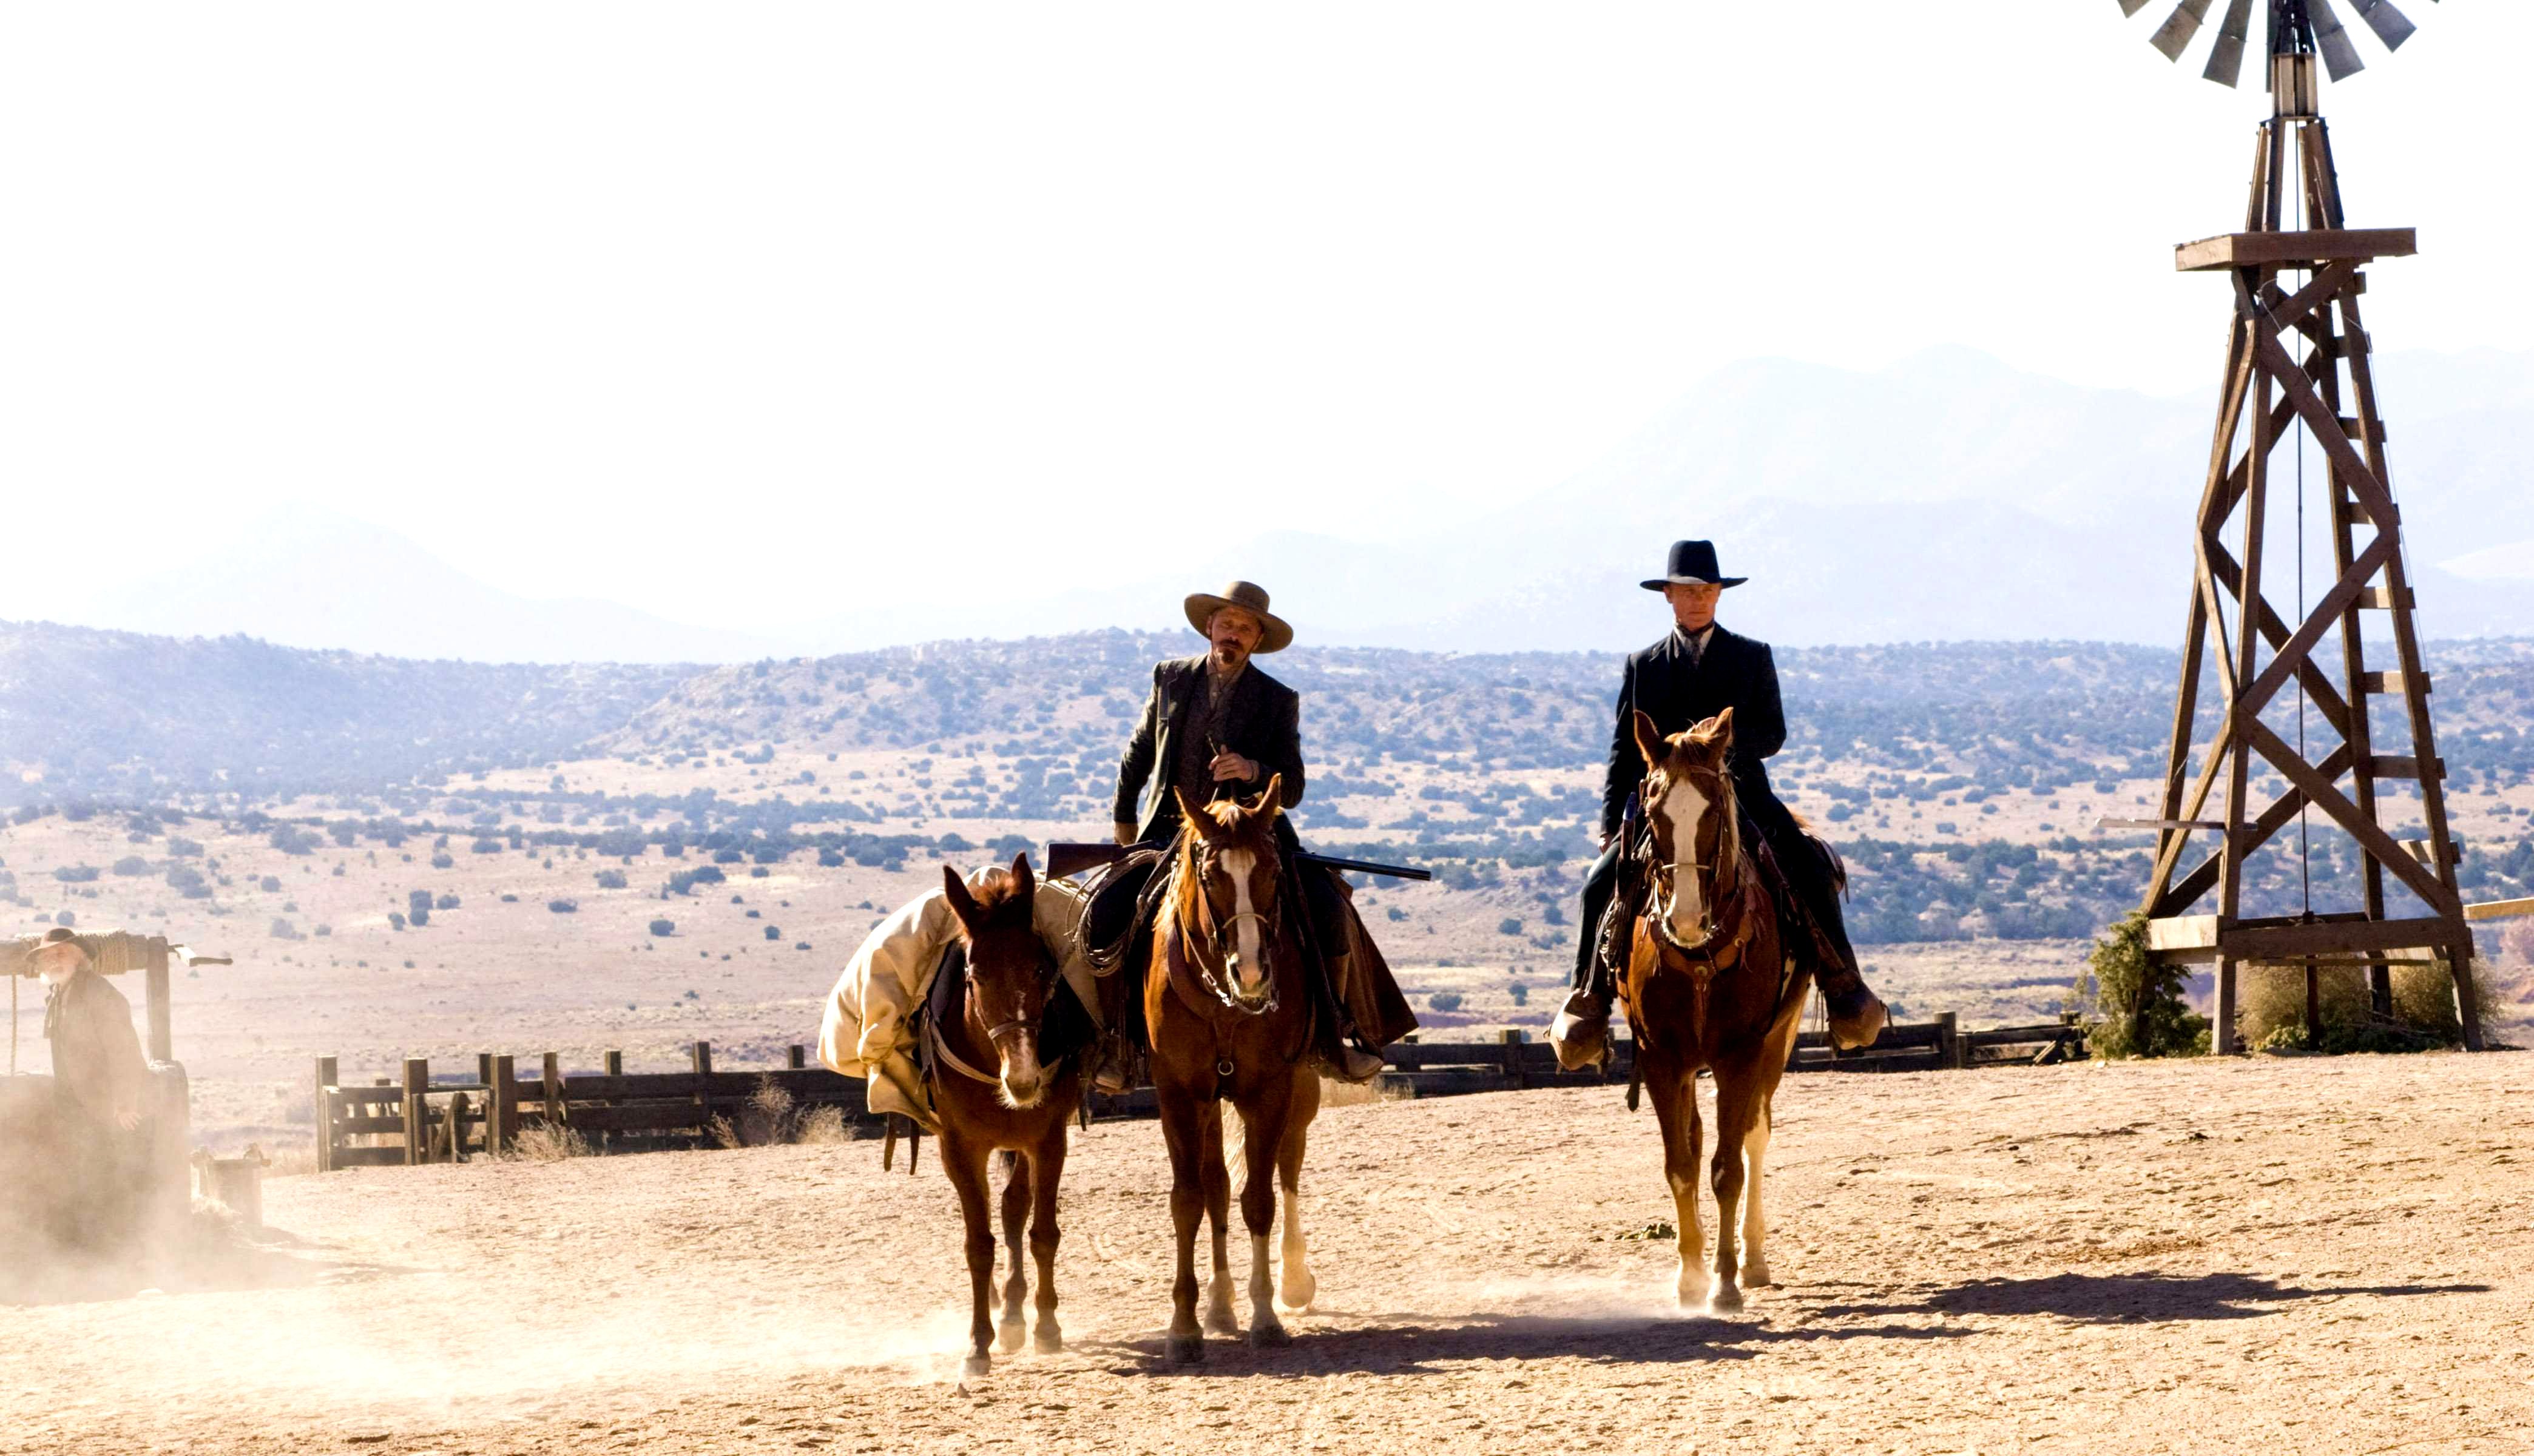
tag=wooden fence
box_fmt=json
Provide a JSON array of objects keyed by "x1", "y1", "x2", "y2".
[{"x1": 313, "y1": 1015, "x2": 2089, "y2": 1170}]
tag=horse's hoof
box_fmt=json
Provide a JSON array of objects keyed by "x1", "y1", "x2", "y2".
[
  {"x1": 1708, "y1": 1282, "x2": 1745, "y2": 1315},
  {"x1": 1278, "y1": 1273, "x2": 1317, "y2": 1312},
  {"x1": 1744, "y1": 1261, "x2": 1774, "y2": 1289},
  {"x1": 962, "y1": 1353, "x2": 992, "y2": 1378},
  {"x1": 1203, "y1": 1304, "x2": 1240, "y2": 1338},
  {"x1": 1033, "y1": 1323, "x2": 1064, "y2": 1355},
  {"x1": 1164, "y1": 1333, "x2": 1205, "y2": 1366},
  {"x1": 1248, "y1": 1318, "x2": 1291, "y2": 1350},
  {"x1": 997, "y1": 1321, "x2": 1025, "y2": 1355}
]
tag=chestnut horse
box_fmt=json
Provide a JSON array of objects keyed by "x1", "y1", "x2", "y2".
[
  {"x1": 1621, "y1": 707, "x2": 1814, "y2": 1313},
  {"x1": 1143, "y1": 780, "x2": 1322, "y2": 1363},
  {"x1": 932, "y1": 855, "x2": 1086, "y2": 1376}
]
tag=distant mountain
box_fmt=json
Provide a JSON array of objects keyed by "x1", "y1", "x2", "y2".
[{"x1": 67, "y1": 506, "x2": 780, "y2": 665}]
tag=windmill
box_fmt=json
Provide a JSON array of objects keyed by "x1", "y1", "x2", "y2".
[{"x1": 2107, "y1": 0, "x2": 2488, "y2": 1053}]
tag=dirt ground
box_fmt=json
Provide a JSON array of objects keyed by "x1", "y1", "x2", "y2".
[{"x1": 11, "y1": 1051, "x2": 2533, "y2": 1455}]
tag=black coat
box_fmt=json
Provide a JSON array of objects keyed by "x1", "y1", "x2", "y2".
[
  {"x1": 1113, "y1": 654, "x2": 1306, "y2": 844},
  {"x1": 1599, "y1": 624, "x2": 1789, "y2": 841}
]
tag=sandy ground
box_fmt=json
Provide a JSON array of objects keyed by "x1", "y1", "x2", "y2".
[{"x1": 10, "y1": 1051, "x2": 2533, "y2": 1455}]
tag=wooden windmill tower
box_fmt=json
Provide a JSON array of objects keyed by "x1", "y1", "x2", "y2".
[{"x1": 2113, "y1": 0, "x2": 2486, "y2": 1053}]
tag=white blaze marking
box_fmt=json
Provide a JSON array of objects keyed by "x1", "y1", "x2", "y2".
[
  {"x1": 1221, "y1": 847, "x2": 1265, "y2": 994},
  {"x1": 1660, "y1": 778, "x2": 1711, "y2": 940}
]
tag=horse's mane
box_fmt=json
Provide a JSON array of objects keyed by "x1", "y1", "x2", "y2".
[{"x1": 961, "y1": 868, "x2": 1031, "y2": 927}]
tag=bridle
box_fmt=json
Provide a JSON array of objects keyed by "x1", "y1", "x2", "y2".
[
  {"x1": 930, "y1": 939, "x2": 1058, "y2": 1087},
  {"x1": 1643, "y1": 761, "x2": 1746, "y2": 960},
  {"x1": 1166, "y1": 835, "x2": 1283, "y2": 1017}
]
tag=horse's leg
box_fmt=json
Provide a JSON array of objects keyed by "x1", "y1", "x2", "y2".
[
  {"x1": 1238, "y1": 1084, "x2": 1294, "y2": 1348},
  {"x1": 1645, "y1": 1051, "x2": 1706, "y2": 1309},
  {"x1": 1706, "y1": 1066, "x2": 1758, "y2": 1314},
  {"x1": 995, "y1": 1148, "x2": 1029, "y2": 1353},
  {"x1": 1027, "y1": 1116, "x2": 1068, "y2": 1353},
  {"x1": 1276, "y1": 1069, "x2": 1319, "y2": 1312},
  {"x1": 1199, "y1": 1102, "x2": 1240, "y2": 1338},
  {"x1": 940, "y1": 1130, "x2": 999, "y2": 1376},
  {"x1": 1156, "y1": 1088, "x2": 1209, "y2": 1364},
  {"x1": 1741, "y1": 1090, "x2": 1774, "y2": 1289}
]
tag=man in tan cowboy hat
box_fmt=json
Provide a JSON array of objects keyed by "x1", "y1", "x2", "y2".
[
  {"x1": 30, "y1": 926, "x2": 154, "y2": 1249},
  {"x1": 1087, "y1": 581, "x2": 1414, "y2": 1082}
]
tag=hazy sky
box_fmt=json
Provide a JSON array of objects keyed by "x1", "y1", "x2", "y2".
[{"x1": 4, "y1": 3, "x2": 2526, "y2": 633}]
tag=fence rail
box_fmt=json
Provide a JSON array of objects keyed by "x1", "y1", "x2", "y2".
[{"x1": 314, "y1": 1015, "x2": 2089, "y2": 1171}]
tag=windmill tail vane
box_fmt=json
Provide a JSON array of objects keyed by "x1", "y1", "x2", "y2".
[{"x1": 2120, "y1": 0, "x2": 2434, "y2": 88}]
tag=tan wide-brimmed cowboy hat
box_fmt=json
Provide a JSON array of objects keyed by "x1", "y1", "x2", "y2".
[
  {"x1": 1183, "y1": 581, "x2": 1294, "y2": 654},
  {"x1": 29, "y1": 926, "x2": 90, "y2": 970}
]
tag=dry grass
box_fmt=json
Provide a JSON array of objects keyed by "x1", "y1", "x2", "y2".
[
  {"x1": 2238, "y1": 959, "x2": 2502, "y2": 1051},
  {"x1": 505, "y1": 1123, "x2": 593, "y2": 1162},
  {"x1": 792, "y1": 1105, "x2": 852, "y2": 1145}
]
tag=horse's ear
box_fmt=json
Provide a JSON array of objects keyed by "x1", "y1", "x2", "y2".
[
  {"x1": 941, "y1": 863, "x2": 981, "y2": 932},
  {"x1": 1254, "y1": 774, "x2": 1285, "y2": 818},
  {"x1": 1632, "y1": 708, "x2": 1667, "y2": 768},
  {"x1": 1172, "y1": 784, "x2": 1209, "y2": 837},
  {"x1": 1707, "y1": 706, "x2": 1737, "y2": 754},
  {"x1": 1009, "y1": 851, "x2": 1036, "y2": 905}
]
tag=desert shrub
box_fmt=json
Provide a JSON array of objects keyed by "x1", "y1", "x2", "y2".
[
  {"x1": 713, "y1": 848, "x2": 745, "y2": 865},
  {"x1": 259, "y1": 875, "x2": 282, "y2": 892},
  {"x1": 269, "y1": 918, "x2": 299, "y2": 940},
  {"x1": 505, "y1": 1124, "x2": 591, "y2": 1162},
  {"x1": 111, "y1": 856, "x2": 150, "y2": 877},
  {"x1": 1509, "y1": 983, "x2": 1529, "y2": 1006},
  {"x1": 1498, "y1": 917, "x2": 1523, "y2": 935},
  {"x1": 268, "y1": 826, "x2": 321, "y2": 855},
  {"x1": 436, "y1": 893, "x2": 459, "y2": 910},
  {"x1": 329, "y1": 823, "x2": 358, "y2": 847},
  {"x1": 471, "y1": 838, "x2": 501, "y2": 855},
  {"x1": 166, "y1": 836, "x2": 204, "y2": 858},
  {"x1": 2073, "y1": 911, "x2": 2208, "y2": 1058},
  {"x1": 649, "y1": 918, "x2": 675, "y2": 937},
  {"x1": 430, "y1": 852, "x2": 455, "y2": 870},
  {"x1": 763, "y1": 925, "x2": 781, "y2": 941},
  {"x1": 2238, "y1": 960, "x2": 2496, "y2": 1053},
  {"x1": 388, "y1": 911, "x2": 407, "y2": 931},
  {"x1": 53, "y1": 865, "x2": 100, "y2": 883},
  {"x1": 1387, "y1": 906, "x2": 1406, "y2": 922},
  {"x1": 1430, "y1": 991, "x2": 1465, "y2": 1013},
  {"x1": 594, "y1": 869, "x2": 628, "y2": 890},
  {"x1": 793, "y1": 1105, "x2": 851, "y2": 1145},
  {"x1": 817, "y1": 847, "x2": 845, "y2": 868},
  {"x1": 406, "y1": 889, "x2": 431, "y2": 927},
  {"x1": 548, "y1": 898, "x2": 578, "y2": 914},
  {"x1": 314, "y1": 925, "x2": 331, "y2": 937}
]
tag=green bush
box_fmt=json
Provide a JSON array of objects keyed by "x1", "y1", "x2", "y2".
[
  {"x1": 1430, "y1": 991, "x2": 1464, "y2": 1013},
  {"x1": 2239, "y1": 960, "x2": 2492, "y2": 1053},
  {"x1": 2073, "y1": 911, "x2": 2208, "y2": 1059}
]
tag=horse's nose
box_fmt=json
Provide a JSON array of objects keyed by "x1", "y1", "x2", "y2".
[{"x1": 999, "y1": 1039, "x2": 1046, "y2": 1108}]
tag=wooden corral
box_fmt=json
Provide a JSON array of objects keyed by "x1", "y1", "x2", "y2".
[{"x1": 316, "y1": 1014, "x2": 2087, "y2": 1168}]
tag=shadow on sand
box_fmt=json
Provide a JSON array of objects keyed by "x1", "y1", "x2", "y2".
[
  {"x1": 1806, "y1": 1270, "x2": 2493, "y2": 1325},
  {"x1": 1092, "y1": 1305, "x2": 1968, "y2": 1377}
]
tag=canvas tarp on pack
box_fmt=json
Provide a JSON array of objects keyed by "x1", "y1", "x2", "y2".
[{"x1": 816, "y1": 872, "x2": 1099, "y2": 1124}]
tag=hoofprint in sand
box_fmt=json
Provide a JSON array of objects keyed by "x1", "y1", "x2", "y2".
[{"x1": 13, "y1": 1051, "x2": 2532, "y2": 1455}]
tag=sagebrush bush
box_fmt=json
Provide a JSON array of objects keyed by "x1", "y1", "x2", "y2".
[
  {"x1": 2074, "y1": 911, "x2": 2209, "y2": 1058},
  {"x1": 2238, "y1": 959, "x2": 2493, "y2": 1053}
]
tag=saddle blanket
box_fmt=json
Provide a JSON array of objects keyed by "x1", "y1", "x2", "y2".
[{"x1": 815, "y1": 871, "x2": 1100, "y2": 1122}]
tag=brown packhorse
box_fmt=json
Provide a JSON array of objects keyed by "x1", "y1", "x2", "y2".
[
  {"x1": 931, "y1": 855, "x2": 1086, "y2": 1377},
  {"x1": 1621, "y1": 707, "x2": 1814, "y2": 1313},
  {"x1": 1143, "y1": 779, "x2": 1322, "y2": 1364}
]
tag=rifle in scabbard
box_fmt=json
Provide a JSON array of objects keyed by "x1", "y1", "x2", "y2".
[{"x1": 1044, "y1": 841, "x2": 1431, "y2": 883}]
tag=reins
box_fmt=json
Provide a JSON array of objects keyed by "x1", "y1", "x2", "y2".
[
  {"x1": 1636, "y1": 763, "x2": 1763, "y2": 1046},
  {"x1": 1162, "y1": 833, "x2": 1283, "y2": 1020}
]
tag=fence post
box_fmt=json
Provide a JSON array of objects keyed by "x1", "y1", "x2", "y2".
[
  {"x1": 788, "y1": 1044, "x2": 806, "y2": 1070},
  {"x1": 489, "y1": 1054, "x2": 516, "y2": 1154},
  {"x1": 401, "y1": 1057, "x2": 430, "y2": 1167},
  {"x1": 604, "y1": 1049, "x2": 624, "y2": 1151},
  {"x1": 541, "y1": 1051, "x2": 563, "y2": 1128},
  {"x1": 1499, "y1": 1028, "x2": 1527, "y2": 1091},
  {"x1": 313, "y1": 1056, "x2": 338, "y2": 1173},
  {"x1": 476, "y1": 1052, "x2": 495, "y2": 1088},
  {"x1": 144, "y1": 936, "x2": 173, "y2": 1064},
  {"x1": 692, "y1": 1041, "x2": 714, "y2": 1142},
  {"x1": 1936, "y1": 1012, "x2": 1964, "y2": 1071}
]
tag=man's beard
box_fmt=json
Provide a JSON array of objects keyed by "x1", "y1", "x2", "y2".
[{"x1": 1212, "y1": 642, "x2": 1248, "y2": 672}]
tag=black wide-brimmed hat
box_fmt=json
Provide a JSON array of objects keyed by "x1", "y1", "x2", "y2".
[{"x1": 1640, "y1": 540, "x2": 1746, "y2": 592}]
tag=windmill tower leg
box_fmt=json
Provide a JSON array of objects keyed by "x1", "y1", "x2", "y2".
[{"x1": 2140, "y1": 56, "x2": 2482, "y2": 1054}]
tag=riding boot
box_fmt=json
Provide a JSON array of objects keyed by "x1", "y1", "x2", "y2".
[
  {"x1": 1805, "y1": 876, "x2": 1887, "y2": 1051},
  {"x1": 1549, "y1": 841, "x2": 1627, "y2": 1073}
]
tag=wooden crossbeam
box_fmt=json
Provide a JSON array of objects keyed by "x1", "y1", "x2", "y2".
[
  {"x1": 2465, "y1": 897, "x2": 2534, "y2": 923},
  {"x1": 2154, "y1": 743, "x2": 2356, "y2": 918},
  {"x1": 2176, "y1": 228, "x2": 2416, "y2": 272},
  {"x1": 2243, "y1": 718, "x2": 2450, "y2": 908}
]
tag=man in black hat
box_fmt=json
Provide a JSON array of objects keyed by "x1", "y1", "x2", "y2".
[
  {"x1": 1550, "y1": 542, "x2": 1887, "y2": 1067},
  {"x1": 1089, "y1": 580, "x2": 1414, "y2": 1083}
]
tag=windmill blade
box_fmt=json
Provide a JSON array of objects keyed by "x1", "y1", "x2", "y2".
[
  {"x1": 2202, "y1": 0, "x2": 2255, "y2": 86},
  {"x1": 2118, "y1": 0, "x2": 2152, "y2": 16},
  {"x1": 2351, "y1": 0, "x2": 2417, "y2": 52},
  {"x1": 2151, "y1": 0, "x2": 2215, "y2": 61},
  {"x1": 2308, "y1": 0, "x2": 2369, "y2": 80}
]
